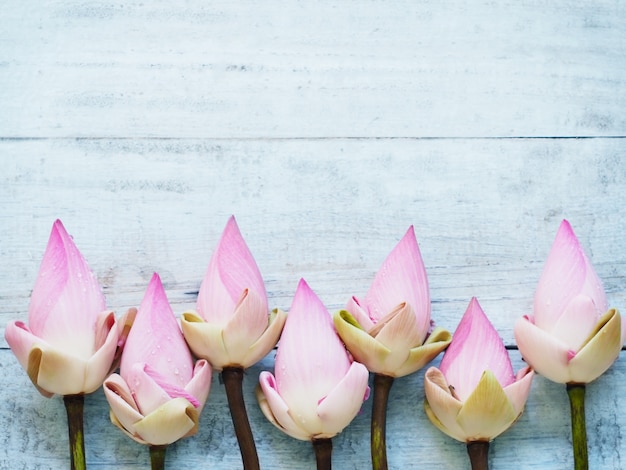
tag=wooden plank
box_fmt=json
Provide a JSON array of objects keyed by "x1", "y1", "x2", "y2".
[
  {"x1": 1, "y1": 1, "x2": 625, "y2": 138},
  {"x1": 1, "y1": 139, "x2": 625, "y2": 347},
  {"x1": 1, "y1": 349, "x2": 624, "y2": 468}
]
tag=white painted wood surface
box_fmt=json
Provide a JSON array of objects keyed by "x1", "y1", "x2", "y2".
[{"x1": 1, "y1": 1, "x2": 625, "y2": 468}]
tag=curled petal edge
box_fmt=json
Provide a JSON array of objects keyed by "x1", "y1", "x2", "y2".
[
  {"x1": 316, "y1": 361, "x2": 370, "y2": 439},
  {"x1": 394, "y1": 326, "x2": 452, "y2": 378},
  {"x1": 257, "y1": 372, "x2": 310, "y2": 441},
  {"x1": 181, "y1": 311, "x2": 230, "y2": 371},
  {"x1": 333, "y1": 310, "x2": 392, "y2": 374},
  {"x1": 423, "y1": 367, "x2": 465, "y2": 442},
  {"x1": 132, "y1": 397, "x2": 200, "y2": 446}
]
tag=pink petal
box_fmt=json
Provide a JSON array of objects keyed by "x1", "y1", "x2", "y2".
[
  {"x1": 184, "y1": 360, "x2": 212, "y2": 413},
  {"x1": 550, "y1": 295, "x2": 600, "y2": 351},
  {"x1": 503, "y1": 367, "x2": 534, "y2": 416},
  {"x1": 440, "y1": 298, "x2": 514, "y2": 401},
  {"x1": 275, "y1": 279, "x2": 351, "y2": 415},
  {"x1": 364, "y1": 226, "x2": 430, "y2": 341},
  {"x1": 5, "y1": 321, "x2": 40, "y2": 372},
  {"x1": 514, "y1": 316, "x2": 572, "y2": 383},
  {"x1": 125, "y1": 362, "x2": 178, "y2": 416},
  {"x1": 28, "y1": 220, "x2": 105, "y2": 358},
  {"x1": 534, "y1": 220, "x2": 607, "y2": 329},
  {"x1": 143, "y1": 364, "x2": 200, "y2": 408},
  {"x1": 121, "y1": 273, "x2": 194, "y2": 386},
  {"x1": 197, "y1": 216, "x2": 268, "y2": 325}
]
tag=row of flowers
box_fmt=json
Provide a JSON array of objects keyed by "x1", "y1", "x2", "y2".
[{"x1": 5, "y1": 217, "x2": 624, "y2": 470}]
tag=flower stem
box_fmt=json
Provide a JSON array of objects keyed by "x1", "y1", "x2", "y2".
[
  {"x1": 222, "y1": 367, "x2": 260, "y2": 470},
  {"x1": 149, "y1": 445, "x2": 167, "y2": 470},
  {"x1": 466, "y1": 441, "x2": 489, "y2": 470},
  {"x1": 63, "y1": 394, "x2": 86, "y2": 470},
  {"x1": 371, "y1": 373, "x2": 394, "y2": 470},
  {"x1": 567, "y1": 383, "x2": 588, "y2": 470},
  {"x1": 312, "y1": 438, "x2": 333, "y2": 470}
]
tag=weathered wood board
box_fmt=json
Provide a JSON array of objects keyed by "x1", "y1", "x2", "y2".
[{"x1": 1, "y1": 1, "x2": 625, "y2": 468}]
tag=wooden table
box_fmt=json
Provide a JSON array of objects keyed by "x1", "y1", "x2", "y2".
[{"x1": 1, "y1": 1, "x2": 625, "y2": 468}]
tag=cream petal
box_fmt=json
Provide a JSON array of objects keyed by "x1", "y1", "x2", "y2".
[
  {"x1": 316, "y1": 361, "x2": 370, "y2": 438},
  {"x1": 30, "y1": 344, "x2": 89, "y2": 396},
  {"x1": 514, "y1": 316, "x2": 571, "y2": 383},
  {"x1": 257, "y1": 372, "x2": 310, "y2": 441},
  {"x1": 569, "y1": 309, "x2": 622, "y2": 383},
  {"x1": 393, "y1": 327, "x2": 452, "y2": 377},
  {"x1": 424, "y1": 400, "x2": 465, "y2": 443},
  {"x1": 181, "y1": 312, "x2": 230, "y2": 371},
  {"x1": 132, "y1": 397, "x2": 199, "y2": 446},
  {"x1": 370, "y1": 303, "x2": 423, "y2": 366},
  {"x1": 423, "y1": 367, "x2": 465, "y2": 442},
  {"x1": 103, "y1": 374, "x2": 144, "y2": 437},
  {"x1": 221, "y1": 289, "x2": 270, "y2": 366},
  {"x1": 456, "y1": 370, "x2": 517, "y2": 441},
  {"x1": 109, "y1": 409, "x2": 149, "y2": 445},
  {"x1": 83, "y1": 314, "x2": 119, "y2": 393},
  {"x1": 333, "y1": 310, "x2": 392, "y2": 374},
  {"x1": 239, "y1": 308, "x2": 287, "y2": 368}
]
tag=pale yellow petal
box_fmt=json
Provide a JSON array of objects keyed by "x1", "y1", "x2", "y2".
[
  {"x1": 456, "y1": 370, "x2": 517, "y2": 441},
  {"x1": 133, "y1": 398, "x2": 199, "y2": 446},
  {"x1": 569, "y1": 309, "x2": 622, "y2": 384}
]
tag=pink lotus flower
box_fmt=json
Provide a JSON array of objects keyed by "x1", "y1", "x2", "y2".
[
  {"x1": 104, "y1": 273, "x2": 212, "y2": 446},
  {"x1": 257, "y1": 279, "x2": 370, "y2": 441},
  {"x1": 181, "y1": 216, "x2": 286, "y2": 371},
  {"x1": 514, "y1": 220, "x2": 625, "y2": 384},
  {"x1": 4, "y1": 219, "x2": 130, "y2": 397},
  {"x1": 333, "y1": 226, "x2": 451, "y2": 377},
  {"x1": 424, "y1": 298, "x2": 534, "y2": 442}
]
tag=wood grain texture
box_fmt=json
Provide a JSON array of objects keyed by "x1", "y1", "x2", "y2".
[
  {"x1": 1, "y1": 0, "x2": 625, "y2": 468},
  {"x1": 2, "y1": 140, "x2": 625, "y2": 347},
  {"x1": 1, "y1": 1, "x2": 625, "y2": 138},
  {"x1": 0, "y1": 350, "x2": 624, "y2": 469}
]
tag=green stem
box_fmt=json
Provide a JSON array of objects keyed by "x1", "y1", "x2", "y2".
[
  {"x1": 149, "y1": 445, "x2": 167, "y2": 470},
  {"x1": 466, "y1": 441, "x2": 490, "y2": 470},
  {"x1": 63, "y1": 394, "x2": 86, "y2": 470},
  {"x1": 567, "y1": 383, "x2": 588, "y2": 470},
  {"x1": 312, "y1": 438, "x2": 333, "y2": 470},
  {"x1": 222, "y1": 367, "x2": 260, "y2": 470},
  {"x1": 371, "y1": 374, "x2": 394, "y2": 470}
]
